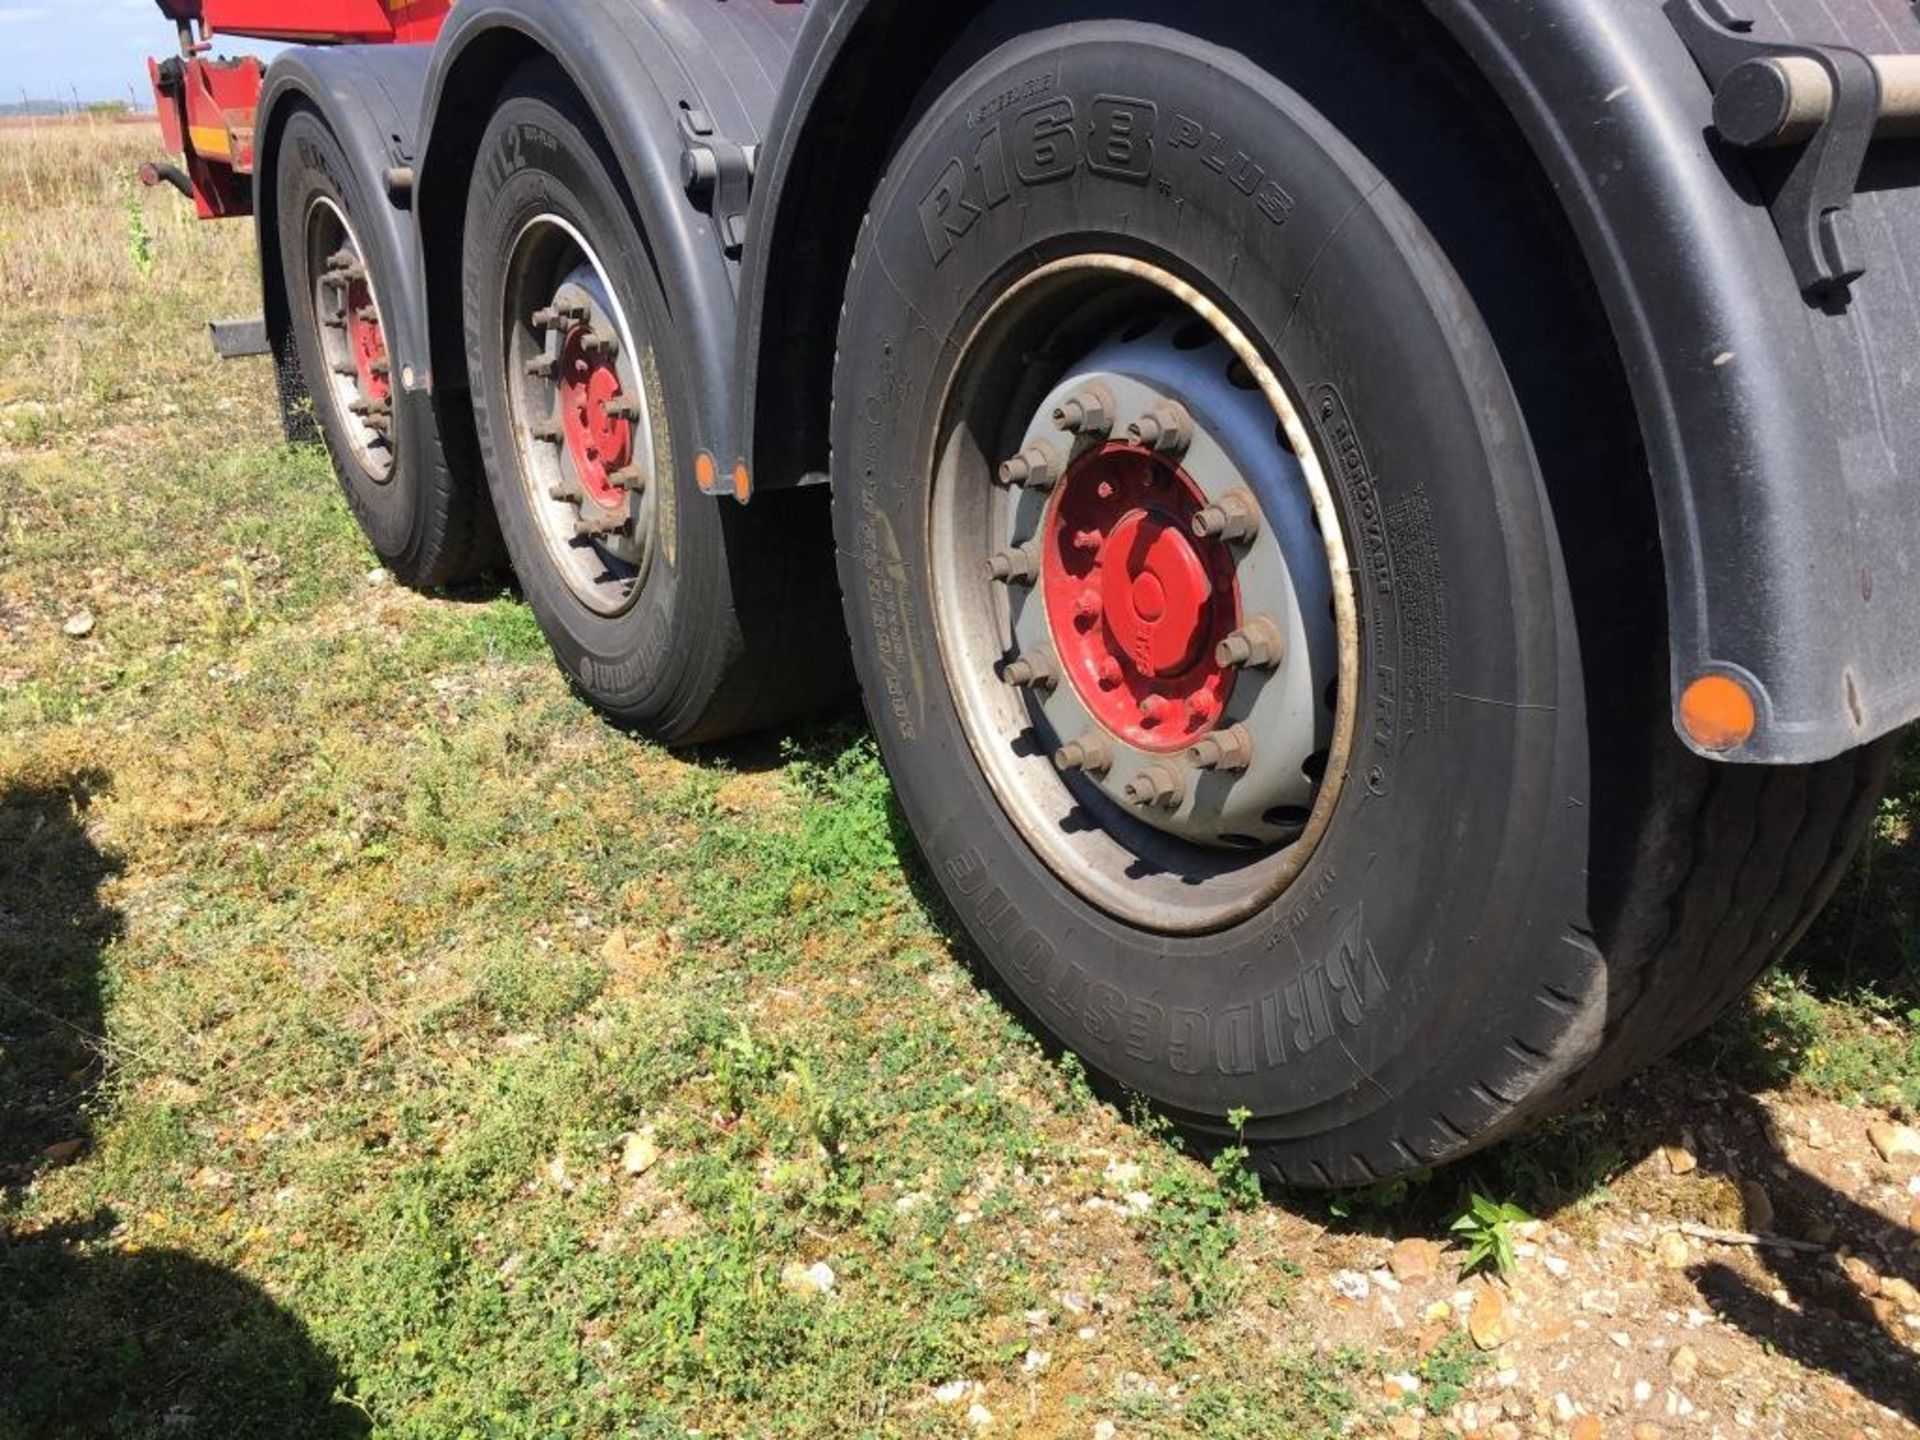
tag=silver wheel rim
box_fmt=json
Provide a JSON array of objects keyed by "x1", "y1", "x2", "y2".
[
  {"x1": 928, "y1": 257, "x2": 1361, "y2": 936},
  {"x1": 305, "y1": 196, "x2": 394, "y2": 481},
  {"x1": 501, "y1": 215, "x2": 667, "y2": 617}
]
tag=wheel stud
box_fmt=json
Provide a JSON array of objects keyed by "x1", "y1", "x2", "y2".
[
  {"x1": 526, "y1": 355, "x2": 559, "y2": 380},
  {"x1": 1071, "y1": 528, "x2": 1104, "y2": 554},
  {"x1": 1054, "y1": 733, "x2": 1113, "y2": 776},
  {"x1": 581, "y1": 328, "x2": 620, "y2": 360},
  {"x1": 549, "y1": 478, "x2": 585, "y2": 505},
  {"x1": 1072, "y1": 589, "x2": 1102, "y2": 625},
  {"x1": 532, "y1": 303, "x2": 587, "y2": 332},
  {"x1": 324, "y1": 248, "x2": 354, "y2": 271},
  {"x1": 370, "y1": 360, "x2": 391, "y2": 380},
  {"x1": 1192, "y1": 489, "x2": 1260, "y2": 544},
  {"x1": 985, "y1": 542, "x2": 1041, "y2": 585},
  {"x1": 331, "y1": 360, "x2": 358, "y2": 378},
  {"x1": 1127, "y1": 401, "x2": 1193, "y2": 459},
  {"x1": 1124, "y1": 764, "x2": 1187, "y2": 811},
  {"x1": 1096, "y1": 657, "x2": 1123, "y2": 690},
  {"x1": 998, "y1": 442, "x2": 1062, "y2": 491},
  {"x1": 574, "y1": 511, "x2": 632, "y2": 541},
  {"x1": 1189, "y1": 724, "x2": 1255, "y2": 774},
  {"x1": 1051, "y1": 385, "x2": 1115, "y2": 439},
  {"x1": 604, "y1": 398, "x2": 643, "y2": 423},
  {"x1": 348, "y1": 397, "x2": 390, "y2": 419},
  {"x1": 1216, "y1": 617, "x2": 1287, "y2": 671},
  {"x1": 1002, "y1": 651, "x2": 1058, "y2": 693},
  {"x1": 610, "y1": 466, "x2": 648, "y2": 493},
  {"x1": 1140, "y1": 695, "x2": 1173, "y2": 728},
  {"x1": 531, "y1": 422, "x2": 563, "y2": 444}
]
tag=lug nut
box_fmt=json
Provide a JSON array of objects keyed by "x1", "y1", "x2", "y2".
[
  {"x1": 1216, "y1": 617, "x2": 1287, "y2": 671},
  {"x1": 531, "y1": 422, "x2": 564, "y2": 444},
  {"x1": 1054, "y1": 733, "x2": 1114, "y2": 776},
  {"x1": 1140, "y1": 695, "x2": 1173, "y2": 728},
  {"x1": 604, "y1": 398, "x2": 643, "y2": 423},
  {"x1": 526, "y1": 354, "x2": 559, "y2": 380},
  {"x1": 1002, "y1": 651, "x2": 1058, "y2": 692},
  {"x1": 1189, "y1": 724, "x2": 1255, "y2": 774},
  {"x1": 998, "y1": 441, "x2": 1063, "y2": 491},
  {"x1": 985, "y1": 542, "x2": 1041, "y2": 585},
  {"x1": 1124, "y1": 764, "x2": 1187, "y2": 811},
  {"x1": 356, "y1": 305, "x2": 380, "y2": 326},
  {"x1": 581, "y1": 328, "x2": 620, "y2": 360},
  {"x1": 325, "y1": 248, "x2": 355, "y2": 271},
  {"x1": 609, "y1": 466, "x2": 648, "y2": 493},
  {"x1": 322, "y1": 311, "x2": 346, "y2": 330},
  {"x1": 348, "y1": 397, "x2": 390, "y2": 419},
  {"x1": 332, "y1": 360, "x2": 359, "y2": 378},
  {"x1": 370, "y1": 359, "x2": 391, "y2": 379},
  {"x1": 1096, "y1": 657, "x2": 1124, "y2": 690},
  {"x1": 549, "y1": 478, "x2": 585, "y2": 505},
  {"x1": 533, "y1": 302, "x2": 587, "y2": 332},
  {"x1": 574, "y1": 511, "x2": 632, "y2": 540},
  {"x1": 1072, "y1": 589, "x2": 1103, "y2": 625},
  {"x1": 1051, "y1": 384, "x2": 1115, "y2": 439},
  {"x1": 1128, "y1": 401, "x2": 1193, "y2": 459},
  {"x1": 1192, "y1": 489, "x2": 1261, "y2": 544}
]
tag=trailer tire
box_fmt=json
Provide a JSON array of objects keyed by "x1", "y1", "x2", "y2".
[
  {"x1": 276, "y1": 108, "x2": 498, "y2": 590},
  {"x1": 830, "y1": 11, "x2": 1892, "y2": 1184},
  {"x1": 462, "y1": 61, "x2": 849, "y2": 745}
]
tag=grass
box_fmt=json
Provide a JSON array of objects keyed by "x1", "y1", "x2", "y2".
[{"x1": 0, "y1": 116, "x2": 1914, "y2": 1439}]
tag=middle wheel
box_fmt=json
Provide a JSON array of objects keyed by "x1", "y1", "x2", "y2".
[{"x1": 462, "y1": 60, "x2": 849, "y2": 744}]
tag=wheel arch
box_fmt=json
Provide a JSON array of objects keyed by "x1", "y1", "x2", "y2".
[
  {"x1": 412, "y1": 0, "x2": 810, "y2": 501},
  {"x1": 742, "y1": 0, "x2": 1920, "y2": 767}
]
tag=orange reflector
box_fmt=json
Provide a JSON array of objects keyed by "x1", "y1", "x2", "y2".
[
  {"x1": 1680, "y1": 674, "x2": 1758, "y2": 752},
  {"x1": 733, "y1": 463, "x2": 752, "y2": 504},
  {"x1": 695, "y1": 452, "x2": 718, "y2": 493}
]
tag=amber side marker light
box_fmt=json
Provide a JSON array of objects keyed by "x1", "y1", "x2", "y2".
[{"x1": 1680, "y1": 674, "x2": 1758, "y2": 752}]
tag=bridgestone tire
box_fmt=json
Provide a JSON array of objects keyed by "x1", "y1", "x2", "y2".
[
  {"x1": 830, "y1": 7, "x2": 1893, "y2": 1185},
  {"x1": 276, "y1": 107, "x2": 500, "y2": 590},
  {"x1": 463, "y1": 62, "x2": 850, "y2": 744}
]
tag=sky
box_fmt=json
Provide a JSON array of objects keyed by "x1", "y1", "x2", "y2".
[{"x1": 0, "y1": 0, "x2": 287, "y2": 108}]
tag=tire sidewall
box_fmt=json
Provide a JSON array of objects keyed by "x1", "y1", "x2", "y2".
[
  {"x1": 276, "y1": 109, "x2": 434, "y2": 572},
  {"x1": 462, "y1": 79, "x2": 728, "y2": 731},
  {"x1": 834, "y1": 23, "x2": 1590, "y2": 1173}
]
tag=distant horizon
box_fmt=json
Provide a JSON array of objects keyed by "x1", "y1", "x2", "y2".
[{"x1": 0, "y1": 3, "x2": 287, "y2": 111}]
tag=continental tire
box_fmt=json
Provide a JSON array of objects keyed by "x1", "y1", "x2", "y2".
[
  {"x1": 276, "y1": 106, "x2": 498, "y2": 589},
  {"x1": 829, "y1": 7, "x2": 1892, "y2": 1185},
  {"x1": 463, "y1": 61, "x2": 850, "y2": 745}
]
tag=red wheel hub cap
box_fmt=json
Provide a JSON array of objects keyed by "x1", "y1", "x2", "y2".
[
  {"x1": 345, "y1": 277, "x2": 390, "y2": 405},
  {"x1": 1043, "y1": 444, "x2": 1241, "y2": 752},
  {"x1": 557, "y1": 326, "x2": 634, "y2": 509}
]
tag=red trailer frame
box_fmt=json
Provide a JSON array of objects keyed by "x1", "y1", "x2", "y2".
[{"x1": 147, "y1": 0, "x2": 450, "y2": 218}]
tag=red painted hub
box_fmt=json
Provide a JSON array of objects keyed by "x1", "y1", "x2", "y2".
[
  {"x1": 1043, "y1": 444, "x2": 1241, "y2": 753},
  {"x1": 344, "y1": 276, "x2": 390, "y2": 405},
  {"x1": 557, "y1": 326, "x2": 634, "y2": 509}
]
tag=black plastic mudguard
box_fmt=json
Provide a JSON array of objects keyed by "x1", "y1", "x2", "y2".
[
  {"x1": 411, "y1": 0, "x2": 808, "y2": 503},
  {"x1": 742, "y1": 0, "x2": 1920, "y2": 766}
]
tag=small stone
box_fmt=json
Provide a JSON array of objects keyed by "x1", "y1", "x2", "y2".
[
  {"x1": 1391, "y1": 1415, "x2": 1422, "y2": 1440},
  {"x1": 1880, "y1": 1275, "x2": 1920, "y2": 1313},
  {"x1": 1663, "y1": 1143, "x2": 1699, "y2": 1177},
  {"x1": 41, "y1": 1138, "x2": 85, "y2": 1166},
  {"x1": 1633, "y1": 1425, "x2": 1663, "y2": 1440},
  {"x1": 1023, "y1": 1349, "x2": 1052, "y2": 1374},
  {"x1": 1124, "y1": 1190, "x2": 1152, "y2": 1213},
  {"x1": 1806, "y1": 1115, "x2": 1834, "y2": 1150},
  {"x1": 1736, "y1": 1180, "x2": 1774, "y2": 1233},
  {"x1": 620, "y1": 1127, "x2": 659, "y2": 1175},
  {"x1": 934, "y1": 1380, "x2": 974, "y2": 1406},
  {"x1": 1331, "y1": 1270, "x2": 1372, "y2": 1303},
  {"x1": 1633, "y1": 1382, "x2": 1654, "y2": 1406},
  {"x1": 1654, "y1": 1231, "x2": 1692, "y2": 1270},
  {"x1": 1572, "y1": 1416, "x2": 1604, "y2": 1440},
  {"x1": 1391, "y1": 1237, "x2": 1445, "y2": 1284},
  {"x1": 780, "y1": 1260, "x2": 836, "y2": 1297},
  {"x1": 1669, "y1": 1346, "x2": 1699, "y2": 1384},
  {"x1": 1385, "y1": 1372, "x2": 1421, "y2": 1397},
  {"x1": 62, "y1": 610, "x2": 95, "y2": 638},
  {"x1": 967, "y1": 1401, "x2": 994, "y2": 1430},
  {"x1": 1868, "y1": 1122, "x2": 1920, "y2": 1164},
  {"x1": 365, "y1": 567, "x2": 392, "y2": 587},
  {"x1": 1553, "y1": 1393, "x2": 1578, "y2": 1423},
  {"x1": 1470, "y1": 1283, "x2": 1516, "y2": 1351},
  {"x1": 1094, "y1": 1424, "x2": 1118, "y2": 1440},
  {"x1": 1490, "y1": 1425, "x2": 1522, "y2": 1440}
]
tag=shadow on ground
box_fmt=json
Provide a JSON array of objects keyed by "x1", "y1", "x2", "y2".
[{"x1": 0, "y1": 773, "x2": 367, "y2": 1438}]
